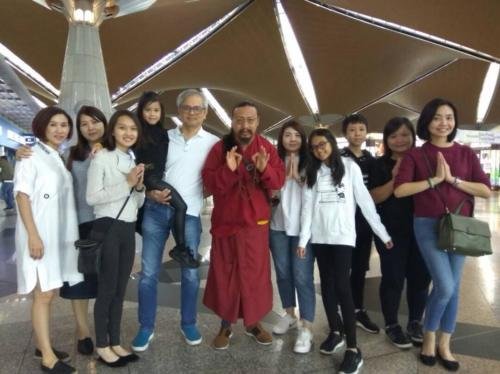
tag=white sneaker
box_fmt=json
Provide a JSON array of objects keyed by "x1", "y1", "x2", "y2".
[
  {"x1": 273, "y1": 314, "x2": 298, "y2": 335},
  {"x1": 293, "y1": 327, "x2": 313, "y2": 354}
]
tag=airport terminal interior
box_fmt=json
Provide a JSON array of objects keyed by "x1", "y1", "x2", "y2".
[{"x1": 1, "y1": 0, "x2": 500, "y2": 373}]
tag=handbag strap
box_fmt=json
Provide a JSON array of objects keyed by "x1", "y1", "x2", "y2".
[
  {"x1": 421, "y1": 149, "x2": 473, "y2": 216},
  {"x1": 115, "y1": 188, "x2": 134, "y2": 220}
]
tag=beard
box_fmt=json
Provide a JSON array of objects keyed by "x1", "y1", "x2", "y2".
[{"x1": 236, "y1": 129, "x2": 254, "y2": 145}]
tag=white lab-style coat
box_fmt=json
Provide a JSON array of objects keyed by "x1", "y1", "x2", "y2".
[{"x1": 14, "y1": 142, "x2": 83, "y2": 294}]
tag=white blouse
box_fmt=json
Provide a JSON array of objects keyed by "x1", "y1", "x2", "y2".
[{"x1": 14, "y1": 142, "x2": 83, "y2": 294}]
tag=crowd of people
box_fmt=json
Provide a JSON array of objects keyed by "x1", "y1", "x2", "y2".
[{"x1": 12, "y1": 90, "x2": 491, "y2": 374}]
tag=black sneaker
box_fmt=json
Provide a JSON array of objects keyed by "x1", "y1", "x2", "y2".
[
  {"x1": 407, "y1": 320, "x2": 424, "y2": 345},
  {"x1": 319, "y1": 331, "x2": 345, "y2": 355},
  {"x1": 355, "y1": 310, "x2": 380, "y2": 334},
  {"x1": 169, "y1": 245, "x2": 200, "y2": 268},
  {"x1": 339, "y1": 349, "x2": 363, "y2": 374},
  {"x1": 77, "y1": 337, "x2": 94, "y2": 355},
  {"x1": 40, "y1": 360, "x2": 76, "y2": 373},
  {"x1": 34, "y1": 348, "x2": 70, "y2": 362},
  {"x1": 385, "y1": 324, "x2": 412, "y2": 349}
]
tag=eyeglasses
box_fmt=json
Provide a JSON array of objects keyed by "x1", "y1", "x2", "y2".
[
  {"x1": 179, "y1": 105, "x2": 205, "y2": 114},
  {"x1": 234, "y1": 117, "x2": 257, "y2": 126},
  {"x1": 310, "y1": 141, "x2": 329, "y2": 151}
]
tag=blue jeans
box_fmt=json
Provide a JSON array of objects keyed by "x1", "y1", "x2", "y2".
[
  {"x1": 1, "y1": 181, "x2": 14, "y2": 209},
  {"x1": 269, "y1": 230, "x2": 315, "y2": 322},
  {"x1": 138, "y1": 199, "x2": 202, "y2": 332},
  {"x1": 414, "y1": 217, "x2": 465, "y2": 333}
]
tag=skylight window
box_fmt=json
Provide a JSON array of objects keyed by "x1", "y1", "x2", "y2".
[
  {"x1": 477, "y1": 63, "x2": 499, "y2": 123},
  {"x1": 201, "y1": 88, "x2": 231, "y2": 127},
  {"x1": 275, "y1": 0, "x2": 319, "y2": 115}
]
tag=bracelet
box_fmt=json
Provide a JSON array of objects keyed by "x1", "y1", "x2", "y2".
[
  {"x1": 452, "y1": 177, "x2": 462, "y2": 186},
  {"x1": 427, "y1": 178, "x2": 434, "y2": 189},
  {"x1": 135, "y1": 186, "x2": 145, "y2": 192}
]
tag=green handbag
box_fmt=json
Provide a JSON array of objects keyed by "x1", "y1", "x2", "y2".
[
  {"x1": 437, "y1": 199, "x2": 492, "y2": 257},
  {"x1": 422, "y1": 150, "x2": 492, "y2": 256}
]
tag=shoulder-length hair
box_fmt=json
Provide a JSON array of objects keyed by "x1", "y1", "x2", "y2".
[
  {"x1": 416, "y1": 98, "x2": 458, "y2": 142},
  {"x1": 136, "y1": 91, "x2": 165, "y2": 145},
  {"x1": 382, "y1": 117, "x2": 416, "y2": 160},
  {"x1": 306, "y1": 128, "x2": 345, "y2": 188},
  {"x1": 67, "y1": 106, "x2": 107, "y2": 170},
  {"x1": 32, "y1": 106, "x2": 73, "y2": 142},
  {"x1": 104, "y1": 110, "x2": 142, "y2": 151},
  {"x1": 277, "y1": 120, "x2": 309, "y2": 173}
]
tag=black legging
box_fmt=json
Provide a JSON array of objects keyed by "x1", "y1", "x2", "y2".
[
  {"x1": 313, "y1": 244, "x2": 357, "y2": 348},
  {"x1": 92, "y1": 218, "x2": 135, "y2": 347},
  {"x1": 350, "y1": 211, "x2": 373, "y2": 310},
  {"x1": 375, "y1": 230, "x2": 430, "y2": 327}
]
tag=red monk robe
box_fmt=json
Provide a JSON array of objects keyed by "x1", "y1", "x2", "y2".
[{"x1": 202, "y1": 134, "x2": 285, "y2": 326}]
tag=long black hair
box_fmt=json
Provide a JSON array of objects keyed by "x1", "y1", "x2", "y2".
[
  {"x1": 277, "y1": 120, "x2": 309, "y2": 173},
  {"x1": 67, "y1": 106, "x2": 107, "y2": 170},
  {"x1": 306, "y1": 128, "x2": 345, "y2": 188},
  {"x1": 382, "y1": 117, "x2": 416, "y2": 160},
  {"x1": 136, "y1": 91, "x2": 165, "y2": 146}
]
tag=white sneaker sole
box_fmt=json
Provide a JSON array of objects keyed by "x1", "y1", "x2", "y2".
[
  {"x1": 180, "y1": 328, "x2": 202, "y2": 346},
  {"x1": 339, "y1": 358, "x2": 363, "y2": 374},
  {"x1": 293, "y1": 342, "x2": 312, "y2": 354},
  {"x1": 356, "y1": 321, "x2": 379, "y2": 334},
  {"x1": 319, "y1": 338, "x2": 345, "y2": 355},
  {"x1": 131, "y1": 333, "x2": 154, "y2": 352}
]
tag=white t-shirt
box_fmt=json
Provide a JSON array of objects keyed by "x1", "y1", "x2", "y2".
[
  {"x1": 14, "y1": 142, "x2": 83, "y2": 294},
  {"x1": 270, "y1": 176, "x2": 303, "y2": 236},
  {"x1": 164, "y1": 127, "x2": 219, "y2": 216}
]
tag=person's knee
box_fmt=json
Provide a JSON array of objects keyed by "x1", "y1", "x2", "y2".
[
  {"x1": 182, "y1": 268, "x2": 199, "y2": 284},
  {"x1": 35, "y1": 289, "x2": 55, "y2": 304},
  {"x1": 435, "y1": 279, "x2": 456, "y2": 302}
]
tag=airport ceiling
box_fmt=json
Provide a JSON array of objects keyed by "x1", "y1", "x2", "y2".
[{"x1": 0, "y1": 0, "x2": 499, "y2": 135}]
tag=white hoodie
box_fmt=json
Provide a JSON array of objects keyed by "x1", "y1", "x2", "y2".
[{"x1": 299, "y1": 157, "x2": 391, "y2": 248}]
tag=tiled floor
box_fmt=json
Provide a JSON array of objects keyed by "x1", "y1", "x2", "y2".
[{"x1": 0, "y1": 193, "x2": 499, "y2": 373}]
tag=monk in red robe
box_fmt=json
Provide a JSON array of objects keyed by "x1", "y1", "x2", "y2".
[{"x1": 202, "y1": 101, "x2": 285, "y2": 350}]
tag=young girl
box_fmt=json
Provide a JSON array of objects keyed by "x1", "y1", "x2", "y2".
[
  {"x1": 14, "y1": 106, "x2": 82, "y2": 374},
  {"x1": 394, "y1": 99, "x2": 490, "y2": 371},
  {"x1": 134, "y1": 91, "x2": 198, "y2": 267},
  {"x1": 269, "y1": 120, "x2": 315, "y2": 354},
  {"x1": 370, "y1": 117, "x2": 430, "y2": 348},
  {"x1": 86, "y1": 110, "x2": 145, "y2": 367},
  {"x1": 298, "y1": 128, "x2": 392, "y2": 374}
]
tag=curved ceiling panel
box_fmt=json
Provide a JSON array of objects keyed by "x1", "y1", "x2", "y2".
[
  {"x1": 324, "y1": 0, "x2": 500, "y2": 59},
  {"x1": 115, "y1": 0, "x2": 310, "y2": 120},
  {"x1": 282, "y1": 0, "x2": 463, "y2": 116},
  {"x1": 386, "y1": 59, "x2": 490, "y2": 124}
]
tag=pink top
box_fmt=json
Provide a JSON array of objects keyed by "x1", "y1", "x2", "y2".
[{"x1": 394, "y1": 142, "x2": 490, "y2": 218}]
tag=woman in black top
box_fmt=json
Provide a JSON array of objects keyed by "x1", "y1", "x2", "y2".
[
  {"x1": 370, "y1": 117, "x2": 430, "y2": 349},
  {"x1": 134, "y1": 91, "x2": 198, "y2": 268}
]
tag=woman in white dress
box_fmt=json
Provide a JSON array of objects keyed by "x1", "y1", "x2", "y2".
[{"x1": 14, "y1": 106, "x2": 82, "y2": 374}]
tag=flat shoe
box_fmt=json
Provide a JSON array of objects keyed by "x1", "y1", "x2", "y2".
[
  {"x1": 169, "y1": 246, "x2": 200, "y2": 268},
  {"x1": 40, "y1": 360, "x2": 76, "y2": 373},
  {"x1": 97, "y1": 355, "x2": 128, "y2": 367},
  {"x1": 77, "y1": 337, "x2": 94, "y2": 355},
  {"x1": 419, "y1": 352, "x2": 436, "y2": 366},
  {"x1": 437, "y1": 351, "x2": 460, "y2": 371},
  {"x1": 34, "y1": 348, "x2": 70, "y2": 362},
  {"x1": 120, "y1": 353, "x2": 140, "y2": 363}
]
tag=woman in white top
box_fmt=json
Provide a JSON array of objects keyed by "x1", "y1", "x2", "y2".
[
  {"x1": 269, "y1": 120, "x2": 315, "y2": 354},
  {"x1": 14, "y1": 106, "x2": 82, "y2": 374},
  {"x1": 86, "y1": 110, "x2": 145, "y2": 367},
  {"x1": 297, "y1": 128, "x2": 392, "y2": 374}
]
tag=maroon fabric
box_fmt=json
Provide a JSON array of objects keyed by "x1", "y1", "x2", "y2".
[
  {"x1": 202, "y1": 134, "x2": 285, "y2": 237},
  {"x1": 203, "y1": 225, "x2": 272, "y2": 326},
  {"x1": 394, "y1": 142, "x2": 490, "y2": 218}
]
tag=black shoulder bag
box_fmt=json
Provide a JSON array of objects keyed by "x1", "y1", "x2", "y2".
[
  {"x1": 75, "y1": 189, "x2": 133, "y2": 274},
  {"x1": 422, "y1": 151, "x2": 492, "y2": 257}
]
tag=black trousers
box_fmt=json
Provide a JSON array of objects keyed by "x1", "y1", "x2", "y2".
[
  {"x1": 375, "y1": 231, "x2": 431, "y2": 327},
  {"x1": 313, "y1": 244, "x2": 357, "y2": 348},
  {"x1": 350, "y1": 214, "x2": 373, "y2": 310},
  {"x1": 93, "y1": 218, "x2": 136, "y2": 347}
]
